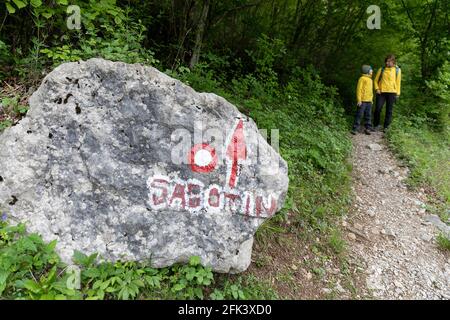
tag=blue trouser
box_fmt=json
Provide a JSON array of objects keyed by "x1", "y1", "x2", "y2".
[{"x1": 352, "y1": 102, "x2": 372, "y2": 130}]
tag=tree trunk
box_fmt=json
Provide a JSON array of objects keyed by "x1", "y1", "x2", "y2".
[{"x1": 189, "y1": 0, "x2": 210, "y2": 69}]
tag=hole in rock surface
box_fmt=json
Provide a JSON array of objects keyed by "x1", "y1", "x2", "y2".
[
  {"x1": 63, "y1": 93, "x2": 73, "y2": 104},
  {"x1": 9, "y1": 195, "x2": 18, "y2": 205}
]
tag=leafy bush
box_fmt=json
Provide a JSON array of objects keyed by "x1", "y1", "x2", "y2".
[
  {"x1": 0, "y1": 221, "x2": 71, "y2": 299},
  {"x1": 0, "y1": 218, "x2": 254, "y2": 300},
  {"x1": 39, "y1": 5, "x2": 158, "y2": 66},
  {"x1": 245, "y1": 35, "x2": 287, "y2": 93},
  {"x1": 2, "y1": 0, "x2": 158, "y2": 78},
  {"x1": 425, "y1": 61, "x2": 450, "y2": 131},
  {"x1": 0, "y1": 217, "x2": 281, "y2": 300},
  {"x1": 168, "y1": 256, "x2": 214, "y2": 299},
  {"x1": 3, "y1": 0, "x2": 63, "y2": 14}
]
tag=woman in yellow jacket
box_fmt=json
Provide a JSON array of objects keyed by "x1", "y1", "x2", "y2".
[
  {"x1": 352, "y1": 65, "x2": 374, "y2": 135},
  {"x1": 373, "y1": 54, "x2": 401, "y2": 131}
]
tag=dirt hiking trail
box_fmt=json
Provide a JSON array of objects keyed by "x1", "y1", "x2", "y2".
[{"x1": 347, "y1": 130, "x2": 450, "y2": 299}]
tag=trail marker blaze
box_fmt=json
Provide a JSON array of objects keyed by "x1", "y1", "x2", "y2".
[
  {"x1": 189, "y1": 143, "x2": 217, "y2": 173},
  {"x1": 226, "y1": 119, "x2": 247, "y2": 188}
]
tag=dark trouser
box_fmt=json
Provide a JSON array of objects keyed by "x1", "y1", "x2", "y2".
[
  {"x1": 374, "y1": 93, "x2": 396, "y2": 129},
  {"x1": 352, "y1": 102, "x2": 372, "y2": 130}
]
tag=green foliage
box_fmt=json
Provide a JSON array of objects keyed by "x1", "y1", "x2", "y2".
[
  {"x1": 0, "y1": 220, "x2": 73, "y2": 299},
  {"x1": 167, "y1": 256, "x2": 214, "y2": 300},
  {"x1": 166, "y1": 63, "x2": 223, "y2": 94},
  {"x1": 81, "y1": 260, "x2": 148, "y2": 300},
  {"x1": 40, "y1": 45, "x2": 81, "y2": 64},
  {"x1": 2, "y1": 0, "x2": 158, "y2": 78},
  {"x1": 3, "y1": 0, "x2": 70, "y2": 14},
  {"x1": 0, "y1": 120, "x2": 13, "y2": 131},
  {"x1": 245, "y1": 35, "x2": 286, "y2": 92},
  {"x1": 436, "y1": 233, "x2": 450, "y2": 252},
  {"x1": 328, "y1": 229, "x2": 346, "y2": 255},
  {"x1": 4, "y1": 0, "x2": 29, "y2": 14},
  {"x1": 427, "y1": 62, "x2": 450, "y2": 102},
  {"x1": 387, "y1": 117, "x2": 450, "y2": 205},
  {"x1": 393, "y1": 0, "x2": 449, "y2": 80},
  {"x1": 38, "y1": 6, "x2": 158, "y2": 66},
  {"x1": 0, "y1": 219, "x2": 237, "y2": 300},
  {"x1": 424, "y1": 62, "x2": 450, "y2": 131},
  {"x1": 210, "y1": 275, "x2": 278, "y2": 300},
  {"x1": 0, "y1": 95, "x2": 28, "y2": 133},
  {"x1": 392, "y1": 59, "x2": 449, "y2": 132},
  {"x1": 1, "y1": 96, "x2": 28, "y2": 116}
]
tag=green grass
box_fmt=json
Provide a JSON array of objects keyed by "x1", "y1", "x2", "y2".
[
  {"x1": 387, "y1": 118, "x2": 450, "y2": 206},
  {"x1": 328, "y1": 228, "x2": 346, "y2": 255},
  {"x1": 436, "y1": 233, "x2": 450, "y2": 252}
]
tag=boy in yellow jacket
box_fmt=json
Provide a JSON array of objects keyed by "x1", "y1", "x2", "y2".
[
  {"x1": 373, "y1": 54, "x2": 401, "y2": 131},
  {"x1": 352, "y1": 65, "x2": 373, "y2": 135}
]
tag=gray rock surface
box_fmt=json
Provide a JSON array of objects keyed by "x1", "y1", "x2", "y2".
[
  {"x1": 0, "y1": 58, "x2": 289, "y2": 273},
  {"x1": 425, "y1": 215, "x2": 450, "y2": 236}
]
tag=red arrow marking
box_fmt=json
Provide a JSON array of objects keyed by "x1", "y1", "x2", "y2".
[{"x1": 226, "y1": 119, "x2": 247, "y2": 188}]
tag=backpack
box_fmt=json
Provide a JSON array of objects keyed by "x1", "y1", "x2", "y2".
[{"x1": 379, "y1": 65, "x2": 400, "y2": 84}]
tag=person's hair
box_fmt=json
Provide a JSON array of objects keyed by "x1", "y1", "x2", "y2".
[{"x1": 385, "y1": 54, "x2": 396, "y2": 64}]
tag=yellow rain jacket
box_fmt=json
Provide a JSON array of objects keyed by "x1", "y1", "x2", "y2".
[
  {"x1": 374, "y1": 66, "x2": 401, "y2": 95},
  {"x1": 356, "y1": 74, "x2": 373, "y2": 103}
]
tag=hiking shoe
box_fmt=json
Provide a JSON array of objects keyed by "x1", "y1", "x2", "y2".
[
  {"x1": 369, "y1": 127, "x2": 376, "y2": 132},
  {"x1": 374, "y1": 125, "x2": 382, "y2": 131},
  {"x1": 351, "y1": 129, "x2": 357, "y2": 135},
  {"x1": 364, "y1": 129, "x2": 371, "y2": 135}
]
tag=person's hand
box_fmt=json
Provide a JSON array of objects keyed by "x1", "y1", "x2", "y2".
[
  {"x1": 396, "y1": 95, "x2": 400, "y2": 102},
  {"x1": 357, "y1": 101, "x2": 362, "y2": 107},
  {"x1": 376, "y1": 90, "x2": 381, "y2": 95}
]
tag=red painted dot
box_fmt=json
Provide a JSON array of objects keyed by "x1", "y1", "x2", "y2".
[{"x1": 189, "y1": 143, "x2": 218, "y2": 173}]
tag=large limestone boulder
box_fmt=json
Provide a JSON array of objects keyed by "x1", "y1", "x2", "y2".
[{"x1": 0, "y1": 58, "x2": 288, "y2": 273}]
